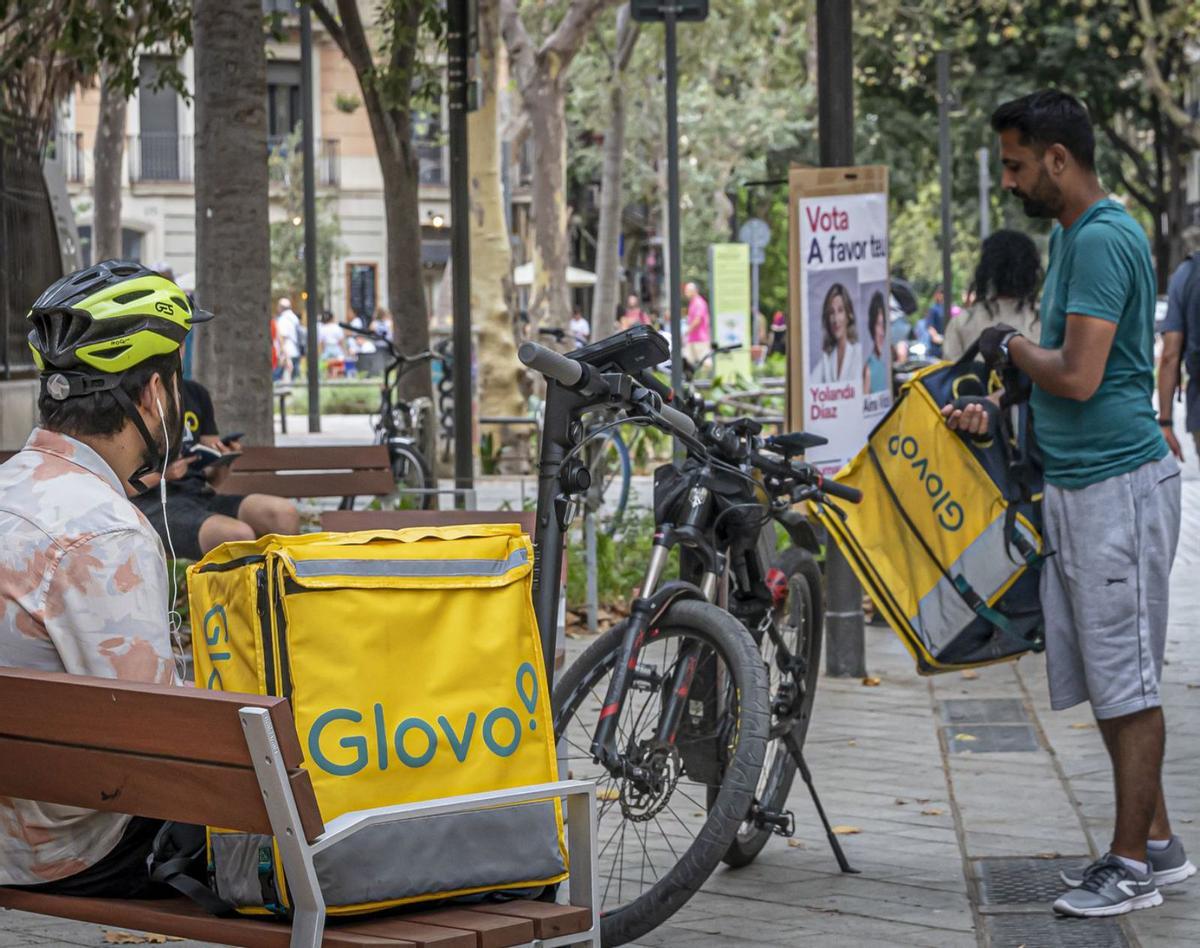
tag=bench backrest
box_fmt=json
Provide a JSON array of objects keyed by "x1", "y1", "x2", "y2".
[
  {"x1": 320, "y1": 509, "x2": 537, "y2": 533},
  {"x1": 0, "y1": 450, "x2": 15, "y2": 465},
  {"x1": 0, "y1": 668, "x2": 325, "y2": 843},
  {"x1": 218, "y1": 445, "x2": 394, "y2": 499}
]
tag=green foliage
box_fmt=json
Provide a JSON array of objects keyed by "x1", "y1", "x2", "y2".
[
  {"x1": 565, "y1": 507, "x2": 678, "y2": 609},
  {"x1": 269, "y1": 129, "x2": 347, "y2": 306},
  {"x1": 366, "y1": 0, "x2": 447, "y2": 112},
  {"x1": 0, "y1": 0, "x2": 192, "y2": 142}
]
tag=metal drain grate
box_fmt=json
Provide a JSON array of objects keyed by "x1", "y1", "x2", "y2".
[
  {"x1": 941, "y1": 698, "x2": 1029, "y2": 724},
  {"x1": 975, "y1": 857, "x2": 1091, "y2": 905},
  {"x1": 986, "y1": 914, "x2": 1130, "y2": 948},
  {"x1": 944, "y1": 724, "x2": 1040, "y2": 753}
]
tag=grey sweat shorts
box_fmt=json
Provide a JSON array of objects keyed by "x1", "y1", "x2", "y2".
[{"x1": 1040, "y1": 453, "x2": 1181, "y2": 719}]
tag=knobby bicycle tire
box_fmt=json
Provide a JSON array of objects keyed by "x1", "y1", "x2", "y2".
[
  {"x1": 719, "y1": 545, "x2": 824, "y2": 868},
  {"x1": 386, "y1": 443, "x2": 436, "y2": 510},
  {"x1": 553, "y1": 600, "x2": 768, "y2": 946}
]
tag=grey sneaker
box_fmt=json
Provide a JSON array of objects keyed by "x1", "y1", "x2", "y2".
[
  {"x1": 1060, "y1": 836, "x2": 1197, "y2": 888},
  {"x1": 1053, "y1": 854, "x2": 1162, "y2": 918}
]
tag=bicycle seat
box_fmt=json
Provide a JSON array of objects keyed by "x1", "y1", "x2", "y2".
[{"x1": 767, "y1": 431, "x2": 828, "y2": 456}]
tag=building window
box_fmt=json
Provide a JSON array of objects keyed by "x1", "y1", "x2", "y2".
[
  {"x1": 347, "y1": 262, "x2": 378, "y2": 323},
  {"x1": 138, "y1": 57, "x2": 180, "y2": 180},
  {"x1": 267, "y1": 61, "x2": 302, "y2": 146},
  {"x1": 77, "y1": 225, "x2": 144, "y2": 267},
  {"x1": 413, "y1": 108, "x2": 444, "y2": 185}
]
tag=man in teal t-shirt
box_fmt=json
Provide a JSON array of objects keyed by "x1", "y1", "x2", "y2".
[{"x1": 943, "y1": 90, "x2": 1188, "y2": 918}]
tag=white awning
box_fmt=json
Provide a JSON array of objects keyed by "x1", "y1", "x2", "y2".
[{"x1": 512, "y1": 262, "x2": 597, "y2": 288}]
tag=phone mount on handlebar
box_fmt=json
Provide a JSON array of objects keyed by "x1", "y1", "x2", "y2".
[{"x1": 570, "y1": 325, "x2": 669, "y2": 375}]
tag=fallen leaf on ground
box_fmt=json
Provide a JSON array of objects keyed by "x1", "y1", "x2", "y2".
[
  {"x1": 894, "y1": 798, "x2": 908, "y2": 806},
  {"x1": 916, "y1": 798, "x2": 932, "y2": 804},
  {"x1": 1069, "y1": 722, "x2": 1096, "y2": 730},
  {"x1": 960, "y1": 669, "x2": 979, "y2": 680},
  {"x1": 597, "y1": 787, "x2": 620, "y2": 801},
  {"x1": 862, "y1": 676, "x2": 882, "y2": 687},
  {"x1": 954, "y1": 733, "x2": 978, "y2": 742},
  {"x1": 832, "y1": 825, "x2": 861, "y2": 835},
  {"x1": 847, "y1": 739, "x2": 858, "y2": 747},
  {"x1": 693, "y1": 812, "x2": 704, "y2": 818},
  {"x1": 921, "y1": 808, "x2": 945, "y2": 816},
  {"x1": 103, "y1": 934, "x2": 181, "y2": 945},
  {"x1": 786, "y1": 839, "x2": 806, "y2": 848},
  {"x1": 1033, "y1": 852, "x2": 1062, "y2": 859},
  {"x1": 1182, "y1": 818, "x2": 1194, "y2": 824}
]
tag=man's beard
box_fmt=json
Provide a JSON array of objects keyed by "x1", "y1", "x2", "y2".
[{"x1": 1012, "y1": 169, "x2": 1062, "y2": 219}]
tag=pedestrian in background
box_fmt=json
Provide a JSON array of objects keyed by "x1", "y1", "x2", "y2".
[
  {"x1": 683, "y1": 281, "x2": 711, "y2": 364},
  {"x1": 943, "y1": 229, "x2": 1043, "y2": 361},
  {"x1": 274, "y1": 297, "x2": 301, "y2": 382},
  {"x1": 1156, "y1": 226, "x2": 1200, "y2": 465},
  {"x1": 944, "y1": 90, "x2": 1189, "y2": 918}
]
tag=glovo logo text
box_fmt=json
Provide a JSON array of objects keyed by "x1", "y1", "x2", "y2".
[
  {"x1": 886, "y1": 434, "x2": 963, "y2": 532},
  {"x1": 308, "y1": 662, "x2": 542, "y2": 776}
]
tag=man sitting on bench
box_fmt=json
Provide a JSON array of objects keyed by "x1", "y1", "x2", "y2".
[
  {"x1": 0, "y1": 261, "x2": 203, "y2": 896},
  {"x1": 132, "y1": 378, "x2": 299, "y2": 559}
]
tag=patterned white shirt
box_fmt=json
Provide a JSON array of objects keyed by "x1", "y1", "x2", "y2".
[{"x1": 0, "y1": 428, "x2": 175, "y2": 885}]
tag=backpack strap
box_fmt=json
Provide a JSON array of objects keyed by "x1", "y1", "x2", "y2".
[{"x1": 147, "y1": 821, "x2": 236, "y2": 917}]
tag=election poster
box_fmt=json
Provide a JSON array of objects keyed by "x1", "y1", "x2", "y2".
[{"x1": 787, "y1": 166, "x2": 891, "y2": 475}]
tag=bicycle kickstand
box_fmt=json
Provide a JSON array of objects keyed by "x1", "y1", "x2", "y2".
[{"x1": 782, "y1": 731, "x2": 860, "y2": 874}]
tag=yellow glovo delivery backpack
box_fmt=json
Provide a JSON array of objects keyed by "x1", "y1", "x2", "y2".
[
  {"x1": 186, "y1": 524, "x2": 567, "y2": 916},
  {"x1": 813, "y1": 346, "x2": 1047, "y2": 675}
]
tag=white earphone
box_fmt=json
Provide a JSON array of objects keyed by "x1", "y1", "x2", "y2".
[{"x1": 155, "y1": 390, "x2": 186, "y2": 682}]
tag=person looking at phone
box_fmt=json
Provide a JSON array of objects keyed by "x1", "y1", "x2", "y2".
[{"x1": 131, "y1": 379, "x2": 299, "y2": 558}]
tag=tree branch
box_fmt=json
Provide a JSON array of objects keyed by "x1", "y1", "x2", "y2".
[
  {"x1": 500, "y1": 0, "x2": 538, "y2": 95},
  {"x1": 308, "y1": 1, "x2": 351, "y2": 62},
  {"x1": 1102, "y1": 124, "x2": 1155, "y2": 194},
  {"x1": 1135, "y1": 0, "x2": 1200, "y2": 149},
  {"x1": 541, "y1": 0, "x2": 622, "y2": 75},
  {"x1": 330, "y1": 0, "x2": 375, "y2": 78},
  {"x1": 1111, "y1": 163, "x2": 1158, "y2": 217},
  {"x1": 615, "y1": 3, "x2": 640, "y2": 73}
]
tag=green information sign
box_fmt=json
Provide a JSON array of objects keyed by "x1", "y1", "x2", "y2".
[{"x1": 709, "y1": 242, "x2": 753, "y2": 378}]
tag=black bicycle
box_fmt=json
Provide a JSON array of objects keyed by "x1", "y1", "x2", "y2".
[
  {"x1": 526, "y1": 330, "x2": 861, "y2": 945},
  {"x1": 340, "y1": 323, "x2": 437, "y2": 509}
]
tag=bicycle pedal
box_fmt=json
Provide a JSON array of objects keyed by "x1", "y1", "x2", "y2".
[{"x1": 751, "y1": 806, "x2": 795, "y2": 837}]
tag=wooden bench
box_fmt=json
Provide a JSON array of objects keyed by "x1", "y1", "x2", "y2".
[
  {"x1": 275, "y1": 388, "x2": 293, "y2": 434},
  {"x1": 0, "y1": 668, "x2": 598, "y2": 948},
  {"x1": 219, "y1": 446, "x2": 395, "y2": 505},
  {"x1": 0, "y1": 450, "x2": 14, "y2": 465}
]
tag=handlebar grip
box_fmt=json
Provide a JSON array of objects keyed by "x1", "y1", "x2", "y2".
[
  {"x1": 659, "y1": 402, "x2": 698, "y2": 437},
  {"x1": 819, "y1": 476, "x2": 863, "y2": 504},
  {"x1": 518, "y1": 342, "x2": 583, "y2": 387}
]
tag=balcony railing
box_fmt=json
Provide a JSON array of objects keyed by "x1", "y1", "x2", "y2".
[
  {"x1": 48, "y1": 132, "x2": 84, "y2": 183},
  {"x1": 128, "y1": 133, "x2": 193, "y2": 183},
  {"x1": 268, "y1": 136, "x2": 340, "y2": 188}
]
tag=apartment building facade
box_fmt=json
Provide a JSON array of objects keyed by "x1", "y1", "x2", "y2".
[{"x1": 57, "y1": 14, "x2": 452, "y2": 323}]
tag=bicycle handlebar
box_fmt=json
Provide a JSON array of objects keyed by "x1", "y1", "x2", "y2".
[
  {"x1": 519, "y1": 341, "x2": 697, "y2": 438},
  {"x1": 814, "y1": 475, "x2": 862, "y2": 504},
  {"x1": 518, "y1": 341, "x2": 583, "y2": 386}
]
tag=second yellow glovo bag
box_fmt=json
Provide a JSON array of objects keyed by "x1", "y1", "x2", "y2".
[
  {"x1": 812, "y1": 349, "x2": 1047, "y2": 675},
  {"x1": 187, "y1": 525, "x2": 567, "y2": 917}
]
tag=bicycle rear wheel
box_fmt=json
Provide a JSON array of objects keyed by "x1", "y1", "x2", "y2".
[
  {"x1": 553, "y1": 600, "x2": 768, "y2": 946},
  {"x1": 719, "y1": 545, "x2": 823, "y2": 868}
]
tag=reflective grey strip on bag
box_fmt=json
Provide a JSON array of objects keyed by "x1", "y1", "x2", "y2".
[
  {"x1": 312, "y1": 801, "x2": 565, "y2": 906},
  {"x1": 293, "y1": 547, "x2": 528, "y2": 580}
]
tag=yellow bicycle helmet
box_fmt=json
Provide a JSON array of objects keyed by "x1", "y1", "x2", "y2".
[{"x1": 28, "y1": 259, "x2": 210, "y2": 380}]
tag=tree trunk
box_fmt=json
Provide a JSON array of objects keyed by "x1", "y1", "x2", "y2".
[
  {"x1": 192, "y1": 0, "x2": 273, "y2": 445},
  {"x1": 378, "y1": 135, "x2": 433, "y2": 406},
  {"x1": 93, "y1": 65, "x2": 127, "y2": 261},
  {"x1": 591, "y1": 6, "x2": 638, "y2": 341},
  {"x1": 527, "y1": 78, "x2": 572, "y2": 333},
  {"x1": 471, "y1": 0, "x2": 527, "y2": 473}
]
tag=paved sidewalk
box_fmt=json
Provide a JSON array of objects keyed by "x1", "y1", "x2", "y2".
[{"x1": 3, "y1": 457, "x2": 1197, "y2": 946}]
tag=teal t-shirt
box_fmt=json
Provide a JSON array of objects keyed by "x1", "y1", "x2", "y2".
[{"x1": 1032, "y1": 198, "x2": 1166, "y2": 488}]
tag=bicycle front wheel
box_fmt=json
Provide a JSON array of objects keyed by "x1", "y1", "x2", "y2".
[
  {"x1": 553, "y1": 599, "x2": 768, "y2": 946},
  {"x1": 380, "y1": 443, "x2": 436, "y2": 510}
]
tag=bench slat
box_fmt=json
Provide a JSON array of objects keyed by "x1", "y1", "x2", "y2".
[
  {"x1": 464, "y1": 902, "x2": 592, "y2": 939},
  {"x1": 219, "y1": 470, "x2": 396, "y2": 499},
  {"x1": 0, "y1": 736, "x2": 322, "y2": 839},
  {"x1": 399, "y1": 908, "x2": 535, "y2": 948},
  {"x1": 320, "y1": 511, "x2": 536, "y2": 533},
  {"x1": 0, "y1": 890, "x2": 420, "y2": 946},
  {"x1": 0, "y1": 669, "x2": 304, "y2": 769},
  {"x1": 230, "y1": 446, "x2": 391, "y2": 471},
  {"x1": 336, "y1": 917, "x2": 476, "y2": 948}
]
